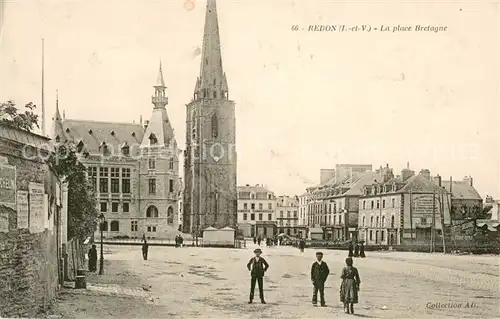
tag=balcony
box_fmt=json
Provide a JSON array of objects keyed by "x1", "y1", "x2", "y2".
[{"x1": 152, "y1": 96, "x2": 168, "y2": 105}]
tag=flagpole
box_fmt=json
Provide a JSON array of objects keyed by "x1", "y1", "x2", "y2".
[{"x1": 41, "y1": 38, "x2": 46, "y2": 136}]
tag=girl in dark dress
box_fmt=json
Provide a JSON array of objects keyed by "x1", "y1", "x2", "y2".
[
  {"x1": 353, "y1": 243, "x2": 359, "y2": 257},
  {"x1": 340, "y1": 257, "x2": 361, "y2": 314}
]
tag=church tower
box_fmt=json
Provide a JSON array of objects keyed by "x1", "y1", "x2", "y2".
[
  {"x1": 139, "y1": 63, "x2": 180, "y2": 233},
  {"x1": 182, "y1": 0, "x2": 237, "y2": 234}
]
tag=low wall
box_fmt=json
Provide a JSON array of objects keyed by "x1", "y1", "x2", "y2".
[{"x1": 0, "y1": 227, "x2": 58, "y2": 318}]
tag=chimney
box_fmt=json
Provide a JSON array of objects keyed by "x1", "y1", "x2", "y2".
[
  {"x1": 463, "y1": 176, "x2": 473, "y2": 187},
  {"x1": 449, "y1": 176, "x2": 453, "y2": 193},
  {"x1": 433, "y1": 174, "x2": 442, "y2": 187},
  {"x1": 401, "y1": 168, "x2": 415, "y2": 181},
  {"x1": 144, "y1": 120, "x2": 149, "y2": 130},
  {"x1": 419, "y1": 169, "x2": 431, "y2": 180},
  {"x1": 140, "y1": 115, "x2": 143, "y2": 125}
]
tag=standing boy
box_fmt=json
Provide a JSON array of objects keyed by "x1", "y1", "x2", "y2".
[
  {"x1": 311, "y1": 251, "x2": 330, "y2": 306},
  {"x1": 142, "y1": 240, "x2": 149, "y2": 260},
  {"x1": 246, "y1": 248, "x2": 269, "y2": 304}
]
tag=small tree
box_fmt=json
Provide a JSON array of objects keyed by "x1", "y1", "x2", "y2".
[
  {"x1": 0, "y1": 100, "x2": 39, "y2": 131},
  {"x1": 49, "y1": 142, "x2": 99, "y2": 240}
]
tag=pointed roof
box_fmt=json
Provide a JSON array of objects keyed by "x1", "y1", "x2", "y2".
[
  {"x1": 51, "y1": 91, "x2": 65, "y2": 141},
  {"x1": 140, "y1": 107, "x2": 177, "y2": 149},
  {"x1": 155, "y1": 61, "x2": 166, "y2": 87},
  {"x1": 441, "y1": 180, "x2": 482, "y2": 200},
  {"x1": 398, "y1": 174, "x2": 446, "y2": 193},
  {"x1": 197, "y1": 0, "x2": 227, "y2": 93}
]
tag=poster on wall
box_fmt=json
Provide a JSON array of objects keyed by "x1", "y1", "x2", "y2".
[
  {"x1": 16, "y1": 191, "x2": 29, "y2": 229},
  {"x1": 0, "y1": 164, "x2": 16, "y2": 207},
  {"x1": 0, "y1": 213, "x2": 8, "y2": 232},
  {"x1": 28, "y1": 182, "x2": 45, "y2": 233}
]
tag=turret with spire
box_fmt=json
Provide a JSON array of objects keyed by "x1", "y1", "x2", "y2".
[
  {"x1": 193, "y1": 0, "x2": 229, "y2": 101},
  {"x1": 51, "y1": 89, "x2": 65, "y2": 142},
  {"x1": 152, "y1": 61, "x2": 168, "y2": 108}
]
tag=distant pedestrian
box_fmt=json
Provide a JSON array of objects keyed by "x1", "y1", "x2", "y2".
[
  {"x1": 359, "y1": 242, "x2": 366, "y2": 258},
  {"x1": 299, "y1": 239, "x2": 305, "y2": 253},
  {"x1": 340, "y1": 257, "x2": 361, "y2": 314},
  {"x1": 311, "y1": 252, "x2": 329, "y2": 307},
  {"x1": 253, "y1": 237, "x2": 257, "y2": 245},
  {"x1": 142, "y1": 241, "x2": 149, "y2": 260},
  {"x1": 88, "y1": 244, "x2": 97, "y2": 272},
  {"x1": 257, "y1": 237, "x2": 262, "y2": 246},
  {"x1": 348, "y1": 242, "x2": 354, "y2": 257},
  {"x1": 246, "y1": 248, "x2": 269, "y2": 304},
  {"x1": 353, "y1": 243, "x2": 359, "y2": 257},
  {"x1": 179, "y1": 235, "x2": 184, "y2": 247}
]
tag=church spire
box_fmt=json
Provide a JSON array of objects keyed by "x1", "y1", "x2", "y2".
[
  {"x1": 152, "y1": 61, "x2": 168, "y2": 108},
  {"x1": 194, "y1": 0, "x2": 229, "y2": 101},
  {"x1": 52, "y1": 89, "x2": 65, "y2": 141}
]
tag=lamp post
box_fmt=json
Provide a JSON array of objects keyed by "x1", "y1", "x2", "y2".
[{"x1": 98, "y1": 213, "x2": 105, "y2": 275}]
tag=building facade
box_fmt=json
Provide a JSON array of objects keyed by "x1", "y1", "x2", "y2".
[
  {"x1": 52, "y1": 65, "x2": 180, "y2": 239},
  {"x1": 183, "y1": 0, "x2": 237, "y2": 235},
  {"x1": 440, "y1": 176, "x2": 483, "y2": 220},
  {"x1": 298, "y1": 192, "x2": 309, "y2": 227},
  {"x1": 236, "y1": 185, "x2": 276, "y2": 237},
  {"x1": 276, "y1": 195, "x2": 305, "y2": 237},
  {"x1": 358, "y1": 166, "x2": 452, "y2": 246}
]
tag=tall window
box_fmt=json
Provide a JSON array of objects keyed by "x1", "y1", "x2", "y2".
[
  {"x1": 123, "y1": 202, "x2": 129, "y2": 213},
  {"x1": 169, "y1": 179, "x2": 174, "y2": 193},
  {"x1": 243, "y1": 213, "x2": 247, "y2": 220},
  {"x1": 88, "y1": 167, "x2": 97, "y2": 190},
  {"x1": 382, "y1": 200, "x2": 386, "y2": 209},
  {"x1": 100, "y1": 202, "x2": 107, "y2": 212},
  {"x1": 112, "y1": 202, "x2": 119, "y2": 212},
  {"x1": 362, "y1": 200, "x2": 366, "y2": 210},
  {"x1": 362, "y1": 216, "x2": 366, "y2": 226},
  {"x1": 251, "y1": 203, "x2": 255, "y2": 210},
  {"x1": 243, "y1": 203, "x2": 248, "y2": 210},
  {"x1": 259, "y1": 213, "x2": 263, "y2": 221},
  {"x1": 211, "y1": 113, "x2": 218, "y2": 138},
  {"x1": 376, "y1": 216, "x2": 379, "y2": 227},
  {"x1": 149, "y1": 158, "x2": 156, "y2": 169},
  {"x1": 268, "y1": 213, "x2": 272, "y2": 220},
  {"x1": 259, "y1": 203, "x2": 263, "y2": 210},
  {"x1": 392, "y1": 198, "x2": 395, "y2": 208},
  {"x1": 111, "y1": 168, "x2": 119, "y2": 193},
  {"x1": 167, "y1": 206, "x2": 174, "y2": 224},
  {"x1": 376, "y1": 200, "x2": 380, "y2": 209},
  {"x1": 371, "y1": 201, "x2": 374, "y2": 209},
  {"x1": 391, "y1": 215, "x2": 395, "y2": 228},
  {"x1": 370, "y1": 216, "x2": 374, "y2": 227},
  {"x1": 99, "y1": 167, "x2": 109, "y2": 193},
  {"x1": 131, "y1": 220, "x2": 138, "y2": 231},
  {"x1": 382, "y1": 216, "x2": 386, "y2": 227},
  {"x1": 250, "y1": 214, "x2": 255, "y2": 220},
  {"x1": 268, "y1": 203, "x2": 272, "y2": 210},
  {"x1": 146, "y1": 205, "x2": 159, "y2": 218},
  {"x1": 169, "y1": 158, "x2": 174, "y2": 170},
  {"x1": 122, "y1": 168, "x2": 130, "y2": 193},
  {"x1": 149, "y1": 179, "x2": 156, "y2": 194}
]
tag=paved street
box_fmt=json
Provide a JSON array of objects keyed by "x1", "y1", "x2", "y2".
[{"x1": 49, "y1": 243, "x2": 499, "y2": 318}]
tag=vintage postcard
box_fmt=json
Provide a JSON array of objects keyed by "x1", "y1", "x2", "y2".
[{"x1": 0, "y1": 0, "x2": 498, "y2": 318}]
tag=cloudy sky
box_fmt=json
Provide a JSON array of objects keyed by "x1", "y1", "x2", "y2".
[{"x1": 1, "y1": 0, "x2": 499, "y2": 198}]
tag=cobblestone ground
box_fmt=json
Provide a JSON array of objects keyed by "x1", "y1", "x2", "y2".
[{"x1": 46, "y1": 243, "x2": 500, "y2": 319}]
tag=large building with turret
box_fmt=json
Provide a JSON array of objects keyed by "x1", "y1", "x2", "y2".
[{"x1": 51, "y1": 65, "x2": 181, "y2": 239}]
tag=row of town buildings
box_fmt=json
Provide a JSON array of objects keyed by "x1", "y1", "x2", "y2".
[{"x1": 235, "y1": 164, "x2": 498, "y2": 247}]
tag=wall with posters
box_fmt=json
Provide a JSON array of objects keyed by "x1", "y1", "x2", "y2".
[{"x1": 0, "y1": 125, "x2": 64, "y2": 318}]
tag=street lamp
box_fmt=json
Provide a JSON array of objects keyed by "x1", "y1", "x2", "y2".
[{"x1": 98, "y1": 213, "x2": 105, "y2": 275}]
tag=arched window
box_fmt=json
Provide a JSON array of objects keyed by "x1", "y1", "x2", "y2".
[
  {"x1": 146, "y1": 205, "x2": 159, "y2": 218},
  {"x1": 211, "y1": 113, "x2": 218, "y2": 138},
  {"x1": 167, "y1": 206, "x2": 174, "y2": 224},
  {"x1": 110, "y1": 221, "x2": 119, "y2": 231}
]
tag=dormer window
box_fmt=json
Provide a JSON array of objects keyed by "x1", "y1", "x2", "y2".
[
  {"x1": 111, "y1": 130, "x2": 115, "y2": 136},
  {"x1": 100, "y1": 141, "x2": 109, "y2": 155},
  {"x1": 65, "y1": 128, "x2": 70, "y2": 133},
  {"x1": 121, "y1": 142, "x2": 129, "y2": 156},
  {"x1": 76, "y1": 140, "x2": 84, "y2": 152},
  {"x1": 88, "y1": 129, "x2": 93, "y2": 134},
  {"x1": 55, "y1": 135, "x2": 60, "y2": 143},
  {"x1": 131, "y1": 132, "x2": 136, "y2": 137},
  {"x1": 149, "y1": 133, "x2": 158, "y2": 145}
]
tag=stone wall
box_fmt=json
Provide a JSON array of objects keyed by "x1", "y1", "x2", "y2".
[
  {"x1": 0, "y1": 132, "x2": 61, "y2": 318},
  {"x1": 65, "y1": 238, "x2": 86, "y2": 281}
]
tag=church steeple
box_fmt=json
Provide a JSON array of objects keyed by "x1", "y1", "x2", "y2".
[
  {"x1": 152, "y1": 61, "x2": 168, "y2": 109},
  {"x1": 194, "y1": 0, "x2": 229, "y2": 101},
  {"x1": 52, "y1": 89, "x2": 65, "y2": 142}
]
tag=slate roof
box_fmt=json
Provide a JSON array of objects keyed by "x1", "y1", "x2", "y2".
[
  {"x1": 441, "y1": 181, "x2": 482, "y2": 200},
  {"x1": 398, "y1": 174, "x2": 447, "y2": 193},
  {"x1": 60, "y1": 119, "x2": 145, "y2": 155},
  {"x1": 237, "y1": 185, "x2": 273, "y2": 194},
  {"x1": 141, "y1": 108, "x2": 177, "y2": 149},
  {"x1": 343, "y1": 171, "x2": 379, "y2": 196}
]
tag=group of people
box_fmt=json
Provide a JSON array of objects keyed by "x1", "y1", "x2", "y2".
[
  {"x1": 348, "y1": 241, "x2": 366, "y2": 258},
  {"x1": 253, "y1": 236, "x2": 283, "y2": 247},
  {"x1": 246, "y1": 248, "x2": 362, "y2": 314}
]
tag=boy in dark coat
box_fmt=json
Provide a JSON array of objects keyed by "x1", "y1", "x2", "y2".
[
  {"x1": 246, "y1": 248, "x2": 269, "y2": 304},
  {"x1": 311, "y1": 251, "x2": 330, "y2": 306},
  {"x1": 142, "y1": 240, "x2": 149, "y2": 260}
]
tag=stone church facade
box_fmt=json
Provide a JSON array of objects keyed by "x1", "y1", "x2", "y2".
[
  {"x1": 183, "y1": 0, "x2": 238, "y2": 234},
  {"x1": 52, "y1": 65, "x2": 181, "y2": 239}
]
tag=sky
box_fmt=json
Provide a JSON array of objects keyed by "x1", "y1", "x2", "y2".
[{"x1": 1, "y1": 0, "x2": 499, "y2": 198}]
